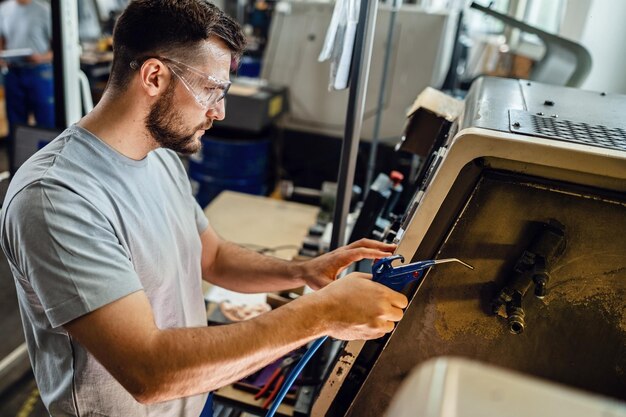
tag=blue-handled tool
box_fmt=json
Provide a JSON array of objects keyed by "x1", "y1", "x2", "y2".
[
  {"x1": 265, "y1": 254, "x2": 473, "y2": 417},
  {"x1": 372, "y1": 255, "x2": 474, "y2": 291}
]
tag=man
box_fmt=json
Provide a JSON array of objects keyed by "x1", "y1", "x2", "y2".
[
  {"x1": 0, "y1": 0, "x2": 54, "y2": 152},
  {"x1": 0, "y1": 1, "x2": 408, "y2": 416}
]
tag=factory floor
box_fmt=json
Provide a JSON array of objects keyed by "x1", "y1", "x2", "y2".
[
  {"x1": 0, "y1": 139, "x2": 49, "y2": 417},
  {"x1": 0, "y1": 375, "x2": 47, "y2": 417}
]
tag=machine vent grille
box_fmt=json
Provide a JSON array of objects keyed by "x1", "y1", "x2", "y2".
[{"x1": 508, "y1": 110, "x2": 626, "y2": 151}]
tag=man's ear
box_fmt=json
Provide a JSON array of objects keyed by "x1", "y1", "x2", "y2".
[{"x1": 139, "y1": 59, "x2": 169, "y2": 98}]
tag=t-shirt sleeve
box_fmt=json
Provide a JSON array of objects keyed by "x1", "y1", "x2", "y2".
[{"x1": 2, "y1": 181, "x2": 143, "y2": 328}]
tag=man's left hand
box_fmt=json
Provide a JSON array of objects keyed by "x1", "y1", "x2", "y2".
[{"x1": 300, "y1": 239, "x2": 396, "y2": 290}]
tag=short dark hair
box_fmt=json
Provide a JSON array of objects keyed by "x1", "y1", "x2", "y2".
[{"x1": 108, "y1": 0, "x2": 246, "y2": 92}]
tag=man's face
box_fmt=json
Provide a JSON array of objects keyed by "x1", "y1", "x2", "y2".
[
  {"x1": 145, "y1": 79, "x2": 210, "y2": 155},
  {"x1": 145, "y1": 39, "x2": 231, "y2": 155}
]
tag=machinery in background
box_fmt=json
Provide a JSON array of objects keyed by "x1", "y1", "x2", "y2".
[
  {"x1": 468, "y1": 2, "x2": 591, "y2": 88},
  {"x1": 214, "y1": 80, "x2": 287, "y2": 133},
  {"x1": 261, "y1": 1, "x2": 459, "y2": 141},
  {"x1": 77, "y1": 0, "x2": 129, "y2": 41},
  {"x1": 348, "y1": 171, "x2": 403, "y2": 243},
  {"x1": 294, "y1": 170, "x2": 405, "y2": 259},
  {"x1": 295, "y1": 86, "x2": 463, "y2": 260},
  {"x1": 304, "y1": 76, "x2": 626, "y2": 416}
]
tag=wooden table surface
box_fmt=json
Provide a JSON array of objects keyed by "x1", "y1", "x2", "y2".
[{"x1": 204, "y1": 190, "x2": 319, "y2": 261}]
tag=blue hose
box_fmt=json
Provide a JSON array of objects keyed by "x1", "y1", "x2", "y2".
[{"x1": 264, "y1": 336, "x2": 328, "y2": 417}]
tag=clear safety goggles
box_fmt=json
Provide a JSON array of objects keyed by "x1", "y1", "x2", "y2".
[{"x1": 130, "y1": 56, "x2": 231, "y2": 109}]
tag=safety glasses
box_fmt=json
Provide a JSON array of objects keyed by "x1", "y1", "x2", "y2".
[{"x1": 130, "y1": 56, "x2": 231, "y2": 109}]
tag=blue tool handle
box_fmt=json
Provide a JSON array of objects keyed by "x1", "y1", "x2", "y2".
[
  {"x1": 372, "y1": 255, "x2": 433, "y2": 292},
  {"x1": 379, "y1": 269, "x2": 423, "y2": 292}
]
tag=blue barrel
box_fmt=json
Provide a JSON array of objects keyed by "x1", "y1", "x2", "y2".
[
  {"x1": 238, "y1": 56, "x2": 262, "y2": 78},
  {"x1": 189, "y1": 136, "x2": 271, "y2": 207}
]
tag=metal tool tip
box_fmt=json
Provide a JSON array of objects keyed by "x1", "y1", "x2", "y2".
[
  {"x1": 435, "y1": 258, "x2": 474, "y2": 269},
  {"x1": 456, "y1": 259, "x2": 474, "y2": 270}
]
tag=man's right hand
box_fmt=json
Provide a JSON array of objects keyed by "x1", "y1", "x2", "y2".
[{"x1": 307, "y1": 272, "x2": 408, "y2": 341}]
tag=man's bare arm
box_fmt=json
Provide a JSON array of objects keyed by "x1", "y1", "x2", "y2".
[
  {"x1": 65, "y1": 274, "x2": 407, "y2": 404},
  {"x1": 200, "y1": 225, "x2": 397, "y2": 292}
]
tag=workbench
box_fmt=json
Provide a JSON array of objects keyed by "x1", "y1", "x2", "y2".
[{"x1": 204, "y1": 191, "x2": 318, "y2": 261}]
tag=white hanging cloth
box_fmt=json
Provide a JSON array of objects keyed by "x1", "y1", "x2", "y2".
[{"x1": 318, "y1": 0, "x2": 361, "y2": 91}]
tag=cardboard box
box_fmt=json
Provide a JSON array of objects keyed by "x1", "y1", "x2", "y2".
[{"x1": 395, "y1": 87, "x2": 463, "y2": 158}]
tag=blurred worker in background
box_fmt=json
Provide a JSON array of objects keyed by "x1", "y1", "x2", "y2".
[
  {"x1": 0, "y1": 1, "x2": 407, "y2": 416},
  {"x1": 0, "y1": 0, "x2": 54, "y2": 171}
]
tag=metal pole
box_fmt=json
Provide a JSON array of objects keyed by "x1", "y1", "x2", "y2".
[
  {"x1": 330, "y1": 0, "x2": 380, "y2": 250},
  {"x1": 51, "y1": 1, "x2": 65, "y2": 129},
  {"x1": 52, "y1": 0, "x2": 82, "y2": 129},
  {"x1": 365, "y1": 0, "x2": 402, "y2": 197}
]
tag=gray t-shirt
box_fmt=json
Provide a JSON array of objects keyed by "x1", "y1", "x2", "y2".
[
  {"x1": 0, "y1": 125, "x2": 210, "y2": 416},
  {"x1": 0, "y1": 0, "x2": 52, "y2": 55}
]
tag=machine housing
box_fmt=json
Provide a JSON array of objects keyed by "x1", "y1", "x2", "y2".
[{"x1": 311, "y1": 77, "x2": 626, "y2": 416}]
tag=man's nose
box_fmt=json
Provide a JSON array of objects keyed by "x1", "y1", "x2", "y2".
[{"x1": 206, "y1": 99, "x2": 226, "y2": 121}]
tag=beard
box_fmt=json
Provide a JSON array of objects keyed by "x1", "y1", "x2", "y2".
[{"x1": 145, "y1": 81, "x2": 211, "y2": 155}]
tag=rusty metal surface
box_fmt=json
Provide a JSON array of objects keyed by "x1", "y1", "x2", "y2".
[{"x1": 343, "y1": 172, "x2": 626, "y2": 417}]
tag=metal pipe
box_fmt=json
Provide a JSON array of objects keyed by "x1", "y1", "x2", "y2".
[
  {"x1": 52, "y1": 0, "x2": 82, "y2": 128},
  {"x1": 365, "y1": 0, "x2": 402, "y2": 197},
  {"x1": 330, "y1": 0, "x2": 380, "y2": 250},
  {"x1": 507, "y1": 293, "x2": 525, "y2": 334},
  {"x1": 51, "y1": 1, "x2": 65, "y2": 129}
]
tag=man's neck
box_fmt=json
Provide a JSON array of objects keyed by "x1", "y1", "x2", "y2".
[{"x1": 78, "y1": 92, "x2": 157, "y2": 161}]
